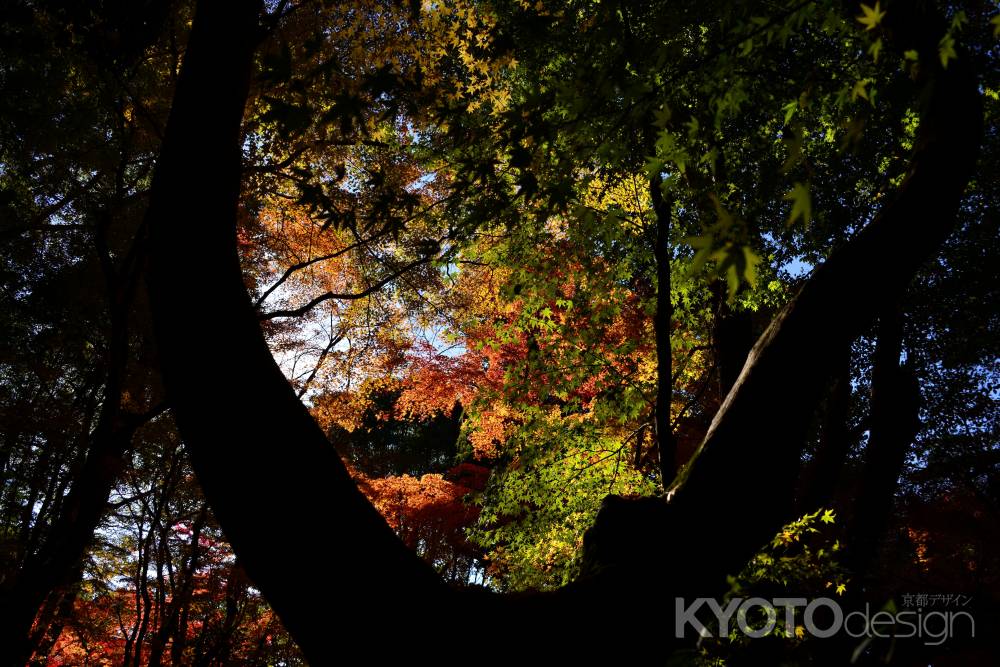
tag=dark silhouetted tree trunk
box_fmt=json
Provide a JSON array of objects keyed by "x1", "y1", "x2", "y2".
[
  {"x1": 0, "y1": 290, "x2": 150, "y2": 665},
  {"x1": 848, "y1": 306, "x2": 921, "y2": 576},
  {"x1": 584, "y1": 0, "x2": 982, "y2": 626},
  {"x1": 797, "y1": 343, "x2": 853, "y2": 514},
  {"x1": 651, "y1": 174, "x2": 677, "y2": 485},
  {"x1": 144, "y1": 1, "x2": 448, "y2": 661}
]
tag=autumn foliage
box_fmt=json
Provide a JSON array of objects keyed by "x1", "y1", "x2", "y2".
[{"x1": 2, "y1": 0, "x2": 998, "y2": 665}]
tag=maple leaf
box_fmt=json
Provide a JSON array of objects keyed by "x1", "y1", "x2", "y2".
[
  {"x1": 856, "y1": 2, "x2": 886, "y2": 31},
  {"x1": 783, "y1": 181, "x2": 812, "y2": 227},
  {"x1": 850, "y1": 78, "x2": 870, "y2": 102},
  {"x1": 938, "y1": 34, "x2": 957, "y2": 69}
]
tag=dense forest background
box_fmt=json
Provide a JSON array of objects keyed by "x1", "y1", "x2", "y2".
[{"x1": 1, "y1": 0, "x2": 998, "y2": 664}]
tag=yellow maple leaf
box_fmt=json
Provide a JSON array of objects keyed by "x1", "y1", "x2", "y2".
[
  {"x1": 851, "y1": 78, "x2": 870, "y2": 102},
  {"x1": 856, "y1": 2, "x2": 886, "y2": 31}
]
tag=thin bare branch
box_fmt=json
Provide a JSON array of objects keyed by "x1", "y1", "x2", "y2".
[{"x1": 259, "y1": 254, "x2": 434, "y2": 320}]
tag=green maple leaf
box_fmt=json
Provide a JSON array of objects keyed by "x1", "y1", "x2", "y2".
[
  {"x1": 685, "y1": 233, "x2": 715, "y2": 274},
  {"x1": 868, "y1": 37, "x2": 883, "y2": 62},
  {"x1": 781, "y1": 100, "x2": 797, "y2": 125},
  {"x1": 939, "y1": 33, "x2": 957, "y2": 68},
  {"x1": 742, "y1": 246, "x2": 761, "y2": 290},
  {"x1": 725, "y1": 262, "x2": 740, "y2": 300},
  {"x1": 784, "y1": 182, "x2": 812, "y2": 227},
  {"x1": 652, "y1": 105, "x2": 672, "y2": 128},
  {"x1": 851, "y1": 78, "x2": 870, "y2": 102}
]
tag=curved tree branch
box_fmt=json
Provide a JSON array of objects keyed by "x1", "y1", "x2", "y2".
[
  {"x1": 657, "y1": 1, "x2": 983, "y2": 598},
  {"x1": 253, "y1": 228, "x2": 391, "y2": 308},
  {"x1": 144, "y1": 2, "x2": 446, "y2": 661},
  {"x1": 259, "y1": 254, "x2": 435, "y2": 320}
]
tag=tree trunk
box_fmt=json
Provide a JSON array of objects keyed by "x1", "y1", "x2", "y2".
[
  {"x1": 148, "y1": 505, "x2": 208, "y2": 667},
  {"x1": 796, "y1": 343, "x2": 852, "y2": 514},
  {"x1": 848, "y1": 306, "x2": 921, "y2": 576},
  {"x1": 583, "y1": 0, "x2": 982, "y2": 615},
  {"x1": 0, "y1": 383, "x2": 142, "y2": 665},
  {"x1": 144, "y1": 1, "x2": 447, "y2": 660},
  {"x1": 0, "y1": 182, "x2": 154, "y2": 665},
  {"x1": 661, "y1": 11, "x2": 979, "y2": 599},
  {"x1": 26, "y1": 566, "x2": 82, "y2": 667},
  {"x1": 651, "y1": 174, "x2": 677, "y2": 485}
]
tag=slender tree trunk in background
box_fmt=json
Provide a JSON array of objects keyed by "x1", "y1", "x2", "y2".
[
  {"x1": 650, "y1": 174, "x2": 677, "y2": 486},
  {"x1": 24, "y1": 591, "x2": 62, "y2": 663},
  {"x1": 0, "y1": 7, "x2": 174, "y2": 660},
  {"x1": 26, "y1": 565, "x2": 82, "y2": 666},
  {"x1": 126, "y1": 457, "x2": 177, "y2": 667},
  {"x1": 0, "y1": 294, "x2": 146, "y2": 665},
  {"x1": 169, "y1": 509, "x2": 205, "y2": 664},
  {"x1": 797, "y1": 343, "x2": 853, "y2": 514},
  {"x1": 848, "y1": 307, "x2": 921, "y2": 577},
  {"x1": 148, "y1": 505, "x2": 208, "y2": 667},
  {"x1": 633, "y1": 425, "x2": 646, "y2": 469},
  {"x1": 195, "y1": 566, "x2": 245, "y2": 667}
]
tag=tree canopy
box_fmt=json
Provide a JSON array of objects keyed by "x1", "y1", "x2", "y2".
[{"x1": 1, "y1": 0, "x2": 998, "y2": 664}]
